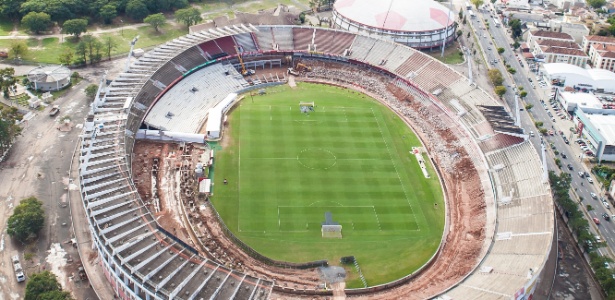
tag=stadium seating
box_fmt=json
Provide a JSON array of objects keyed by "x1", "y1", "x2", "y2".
[
  {"x1": 272, "y1": 27, "x2": 295, "y2": 50},
  {"x1": 233, "y1": 33, "x2": 258, "y2": 52},
  {"x1": 348, "y1": 35, "x2": 377, "y2": 61},
  {"x1": 253, "y1": 27, "x2": 275, "y2": 51},
  {"x1": 292, "y1": 27, "x2": 313, "y2": 51},
  {"x1": 395, "y1": 52, "x2": 433, "y2": 78},
  {"x1": 313, "y1": 29, "x2": 355, "y2": 55},
  {"x1": 214, "y1": 36, "x2": 238, "y2": 56},
  {"x1": 169, "y1": 46, "x2": 208, "y2": 72},
  {"x1": 199, "y1": 40, "x2": 225, "y2": 59}
]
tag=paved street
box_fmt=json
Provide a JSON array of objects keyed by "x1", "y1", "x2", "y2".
[{"x1": 471, "y1": 1, "x2": 615, "y2": 267}]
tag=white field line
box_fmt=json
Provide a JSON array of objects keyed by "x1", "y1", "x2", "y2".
[
  {"x1": 370, "y1": 108, "x2": 421, "y2": 231},
  {"x1": 372, "y1": 206, "x2": 382, "y2": 231}
]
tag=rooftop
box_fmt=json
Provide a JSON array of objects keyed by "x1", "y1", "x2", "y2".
[
  {"x1": 584, "y1": 113, "x2": 615, "y2": 145},
  {"x1": 560, "y1": 92, "x2": 603, "y2": 109},
  {"x1": 333, "y1": 0, "x2": 455, "y2": 32},
  {"x1": 584, "y1": 35, "x2": 615, "y2": 44},
  {"x1": 530, "y1": 30, "x2": 575, "y2": 41},
  {"x1": 544, "y1": 63, "x2": 615, "y2": 81},
  {"x1": 539, "y1": 46, "x2": 587, "y2": 56}
]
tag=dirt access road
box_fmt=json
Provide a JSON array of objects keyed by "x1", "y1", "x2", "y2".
[{"x1": 0, "y1": 60, "x2": 125, "y2": 300}]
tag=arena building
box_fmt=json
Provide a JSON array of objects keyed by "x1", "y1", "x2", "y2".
[
  {"x1": 331, "y1": 0, "x2": 457, "y2": 49},
  {"x1": 27, "y1": 65, "x2": 71, "y2": 91}
]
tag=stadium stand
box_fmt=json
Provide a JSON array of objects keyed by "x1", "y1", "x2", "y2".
[
  {"x1": 272, "y1": 27, "x2": 294, "y2": 50},
  {"x1": 292, "y1": 27, "x2": 314, "y2": 51},
  {"x1": 144, "y1": 63, "x2": 248, "y2": 133},
  {"x1": 313, "y1": 29, "x2": 355, "y2": 55},
  {"x1": 347, "y1": 35, "x2": 377, "y2": 62},
  {"x1": 214, "y1": 36, "x2": 238, "y2": 56},
  {"x1": 168, "y1": 46, "x2": 208, "y2": 72},
  {"x1": 394, "y1": 52, "x2": 433, "y2": 78},
  {"x1": 252, "y1": 27, "x2": 275, "y2": 51},
  {"x1": 233, "y1": 33, "x2": 258, "y2": 52},
  {"x1": 199, "y1": 40, "x2": 226, "y2": 60}
]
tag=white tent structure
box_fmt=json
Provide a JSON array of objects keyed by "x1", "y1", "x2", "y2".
[
  {"x1": 543, "y1": 63, "x2": 615, "y2": 93},
  {"x1": 206, "y1": 93, "x2": 238, "y2": 140}
]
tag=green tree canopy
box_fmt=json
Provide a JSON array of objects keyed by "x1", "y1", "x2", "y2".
[
  {"x1": 0, "y1": 0, "x2": 26, "y2": 20},
  {"x1": 126, "y1": 0, "x2": 149, "y2": 21},
  {"x1": 25, "y1": 271, "x2": 72, "y2": 300},
  {"x1": 508, "y1": 18, "x2": 522, "y2": 38},
  {"x1": 58, "y1": 48, "x2": 74, "y2": 66},
  {"x1": 7, "y1": 197, "x2": 45, "y2": 243},
  {"x1": 487, "y1": 68, "x2": 503, "y2": 86},
  {"x1": 175, "y1": 7, "x2": 202, "y2": 27},
  {"x1": 62, "y1": 18, "x2": 88, "y2": 37},
  {"x1": 520, "y1": 91, "x2": 528, "y2": 98},
  {"x1": 99, "y1": 4, "x2": 117, "y2": 24},
  {"x1": 21, "y1": 11, "x2": 52, "y2": 34},
  {"x1": 587, "y1": 0, "x2": 606, "y2": 8},
  {"x1": 497, "y1": 47, "x2": 505, "y2": 54},
  {"x1": 85, "y1": 84, "x2": 99, "y2": 99},
  {"x1": 494, "y1": 85, "x2": 507, "y2": 98},
  {"x1": 471, "y1": 0, "x2": 484, "y2": 8},
  {"x1": 8, "y1": 40, "x2": 28, "y2": 59},
  {"x1": 102, "y1": 36, "x2": 117, "y2": 60},
  {"x1": 144, "y1": 13, "x2": 166, "y2": 32}
]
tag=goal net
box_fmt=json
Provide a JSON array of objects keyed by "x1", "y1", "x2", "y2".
[
  {"x1": 322, "y1": 225, "x2": 342, "y2": 238},
  {"x1": 299, "y1": 101, "x2": 315, "y2": 113}
]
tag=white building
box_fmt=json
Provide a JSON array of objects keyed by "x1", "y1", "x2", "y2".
[
  {"x1": 549, "y1": 21, "x2": 589, "y2": 44},
  {"x1": 588, "y1": 42, "x2": 615, "y2": 72},
  {"x1": 531, "y1": 39, "x2": 588, "y2": 67},
  {"x1": 332, "y1": 0, "x2": 457, "y2": 49},
  {"x1": 556, "y1": 91, "x2": 603, "y2": 112},
  {"x1": 574, "y1": 109, "x2": 615, "y2": 162},
  {"x1": 542, "y1": 63, "x2": 615, "y2": 93},
  {"x1": 582, "y1": 35, "x2": 615, "y2": 53}
]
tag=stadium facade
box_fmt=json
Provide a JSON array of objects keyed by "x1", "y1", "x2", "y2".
[{"x1": 331, "y1": 0, "x2": 457, "y2": 49}]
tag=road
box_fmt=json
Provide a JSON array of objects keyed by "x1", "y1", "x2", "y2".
[{"x1": 470, "y1": 5, "x2": 615, "y2": 258}]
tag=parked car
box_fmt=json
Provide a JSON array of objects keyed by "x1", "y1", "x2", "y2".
[
  {"x1": 587, "y1": 177, "x2": 594, "y2": 184},
  {"x1": 603, "y1": 201, "x2": 611, "y2": 209}
]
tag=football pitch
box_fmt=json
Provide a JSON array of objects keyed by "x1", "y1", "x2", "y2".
[{"x1": 212, "y1": 83, "x2": 444, "y2": 287}]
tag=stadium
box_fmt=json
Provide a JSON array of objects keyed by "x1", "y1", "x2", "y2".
[
  {"x1": 78, "y1": 25, "x2": 554, "y2": 299},
  {"x1": 331, "y1": 0, "x2": 457, "y2": 49}
]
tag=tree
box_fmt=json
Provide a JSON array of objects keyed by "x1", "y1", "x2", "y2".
[
  {"x1": 144, "y1": 13, "x2": 166, "y2": 32},
  {"x1": 21, "y1": 11, "x2": 51, "y2": 34},
  {"x1": 587, "y1": 0, "x2": 606, "y2": 8},
  {"x1": 520, "y1": 91, "x2": 528, "y2": 99},
  {"x1": 467, "y1": 31, "x2": 471, "y2": 38},
  {"x1": 58, "y1": 48, "x2": 74, "y2": 66},
  {"x1": 497, "y1": 47, "x2": 505, "y2": 54},
  {"x1": 508, "y1": 18, "x2": 522, "y2": 38},
  {"x1": 0, "y1": 0, "x2": 27, "y2": 20},
  {"x1": 25, "y1": 271, "x2": 72, "y2": 300},
  {"x1": 494, "y1": 85, "x2": 507, "y2": 98},
  {"x1": 524, "y1": 103, "x2": 532, "y2": 110},
  {"x1": 102, "y1": 36, "x2": 117, "y2": 60},
  {"x1": 456, "y1": 29, "x2": 463, "y2": 39},
  {"x1": 0, "y1": 67, "x2": 16, "y2": 98},
  {"x1": 8, "y1": 40, "x2": 28, "y2": 59},
  {"x1": 512, "y1": 40, "x2": 520, "y2": 49},
  {"x1": 74, "y1": 40, "x2": 87, "y2": 65},
  {"x1": 507, "y1": 67, "x2": 516, "y2": 74},
  {"x1": 85, "y1": 84, "x2": 98, "y2": 99},
  {"x1": 7, "y1": 197, "x2": 45, "y2": 243},
  {"x1": 487, "y1": 68, "x2": 503, "y2": 86},
  {"x1": 471, "y1": 0, "x2": 484, "y2": 8},
  {"x1": 175, "y1": 7, "x2": 202, "y2": 27},
  {"x1": 99, "y1": 4, "x2": 117, "y2": 24},
  {"x1": 126, "y1": 0, "x2": 149, "y2": 21},
  {"x1": 62, "y1": 18, "x2": 88, "y2": 37}
]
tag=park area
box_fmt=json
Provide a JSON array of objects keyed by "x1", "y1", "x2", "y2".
[{"x1": 212, "y1": 83, "x2": 445, "y2": 287}]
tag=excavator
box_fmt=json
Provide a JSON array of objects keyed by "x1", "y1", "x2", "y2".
[
  {"x1": 235, "y1": 46, "x2": 255, "y2": 76},
  {"x1": 287, "y1": 63, "x2": 312, "y2": 75}
]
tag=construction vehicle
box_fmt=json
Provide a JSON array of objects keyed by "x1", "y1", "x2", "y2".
[
  {"x1": 234, "y1": 46, "x2": 255, "y2": 76},
  {"x1": 288, "y1": 63, "x2": 312, "y2": 75}
]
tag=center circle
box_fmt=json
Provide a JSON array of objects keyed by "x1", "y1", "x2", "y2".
[{"x1": 297, "y1": 148, "x2": 337, "y2": 170}]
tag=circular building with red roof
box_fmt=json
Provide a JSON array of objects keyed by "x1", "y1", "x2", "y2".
[{"x1": 332, "y1": 0, "x2": 457, "y2": 49}]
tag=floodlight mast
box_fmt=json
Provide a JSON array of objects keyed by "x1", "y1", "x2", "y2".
[{"x1": 124, "y1": 36, "x2": 140, "y2": 72}]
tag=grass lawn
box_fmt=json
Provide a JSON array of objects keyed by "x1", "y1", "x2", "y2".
[
  {"x1": 0, "y1": 19, "x2": 13, "y2": 36},
  {"x1": 213, "y1": 83, "x2": 445, "y2": 287},
  {"x1": 431, "y1": 48, "x2": 465, "y2": 65}
]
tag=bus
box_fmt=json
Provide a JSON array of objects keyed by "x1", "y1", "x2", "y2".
[
  {"x1": 494, "y1": 19, "x2": 501, "y2": 27},
  {"x1": 468, "y1": 10, "x2": 475, "y2": 18}
]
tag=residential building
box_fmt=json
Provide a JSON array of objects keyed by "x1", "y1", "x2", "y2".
[
  {"x1": 582, "y1": 35, "x2": 615, "y2": 53},
  {"x1": 527, "y1": 30, "x2": 576, "y2": 50},
  {"x1": 549, "y1": 21, "x2": 589, "y2": 44},
  {"x1": 588, "y1": 43, "x2": 615, "y2": 72},
  {"x1": 531, "y1": 39, "x2": 588, "y2": 67}
]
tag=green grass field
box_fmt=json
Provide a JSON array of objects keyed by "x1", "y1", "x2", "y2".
[{"x1": 212, "y1": 83, "x2": 445, "y2": 287}]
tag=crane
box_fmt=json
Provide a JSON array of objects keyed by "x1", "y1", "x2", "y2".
[{"x1": 234, "y1": 46, "x2": 255, "y2": 76}]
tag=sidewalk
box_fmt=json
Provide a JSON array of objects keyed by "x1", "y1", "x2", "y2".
[{"x1": 68, "y1": 143, "x2": 117, "y2": 300}]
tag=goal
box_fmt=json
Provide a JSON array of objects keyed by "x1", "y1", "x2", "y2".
[
  {"x1": 299, "y1": 101, "x2": 315, "y2": 113},
  {"x1": 321, "y1": 211, "x2": 342, "y2": 238}
]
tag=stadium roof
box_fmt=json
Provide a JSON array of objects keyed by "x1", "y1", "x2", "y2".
[
  {"x1": 333, "y1": 0, "x2": 455, "y2": 32},
  {"x1": 27, "y1": 65, "x2": 70, "y2": 83},
  {"x1": 543, "y1": 63, "x2": 615, "y2": 82}
]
